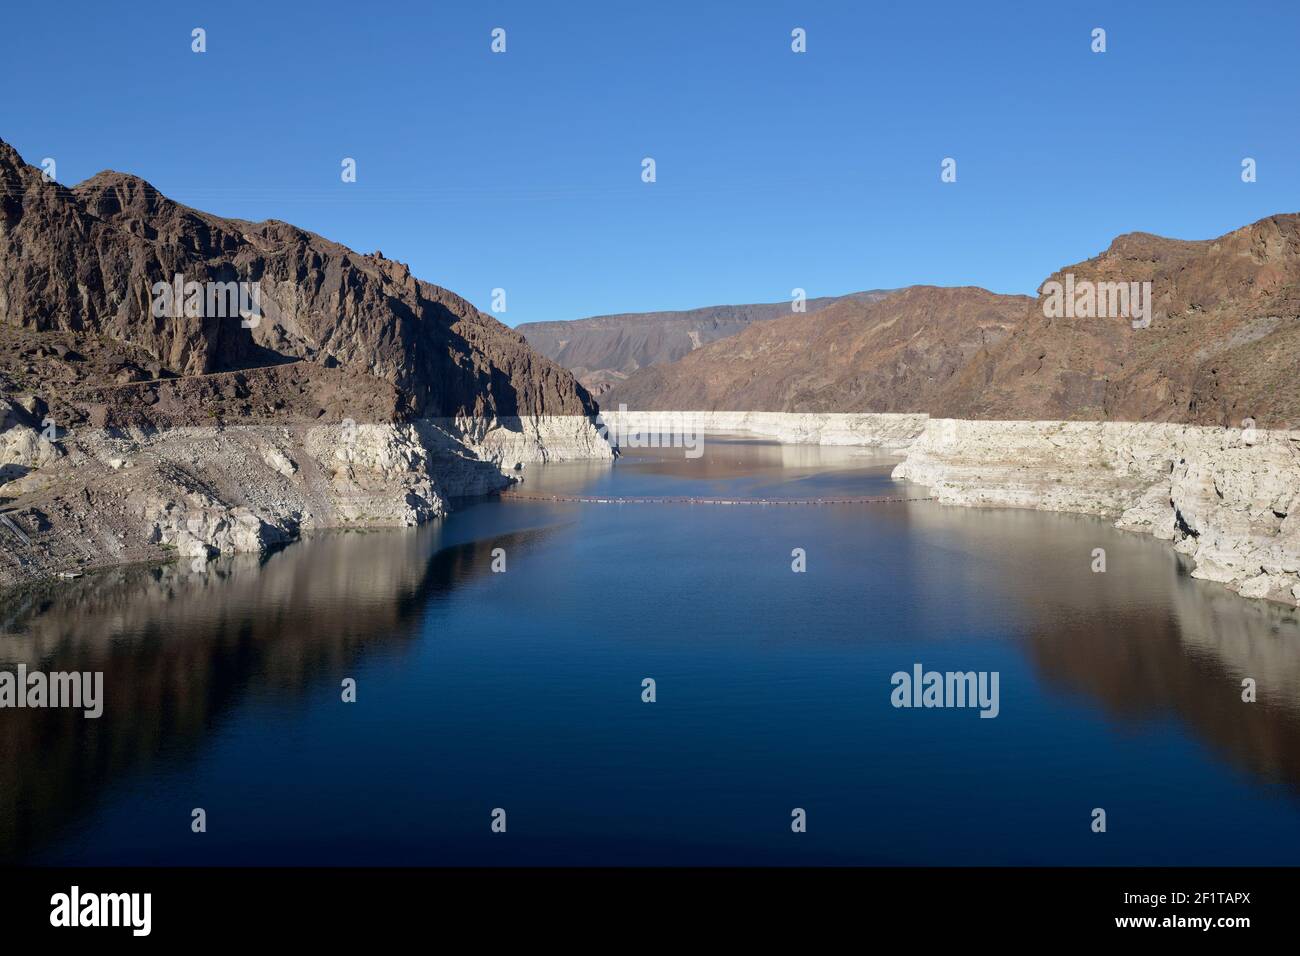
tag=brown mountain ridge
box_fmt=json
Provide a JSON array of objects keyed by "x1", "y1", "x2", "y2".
[
  {"x1": 604, "y1": 285, "x2": 1032, "y2": 414},
  {"x1": 0, "y1": 137, "x2": 595, "y2": 426},
  {"x1": 518, "y1": 290, "x2": 894, "y2": 397},
  {"x1": 604, "y1": 214, "x2": 1300, "y2": 429}
]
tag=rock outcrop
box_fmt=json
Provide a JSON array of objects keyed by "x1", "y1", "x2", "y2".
[
  {"x1": 894, "y1": 417, "x2": 1300, "y2": 606},
  {"x1": 942, "y1": 215, "x2": 1300, "y2": 427},
  {"x1": 0, "y1": 137, "x2": 598, "y2": 421},
  {"x1": 0, "y1": 394, "x2": 60, "y2": 482},
  {"x1": 0, "y1": 137, "x2": 613, "y2": 590}
]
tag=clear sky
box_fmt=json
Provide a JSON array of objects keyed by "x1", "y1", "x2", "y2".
[{"x1": 2, "y1": 0, "x2": 1297, "y2": 325}]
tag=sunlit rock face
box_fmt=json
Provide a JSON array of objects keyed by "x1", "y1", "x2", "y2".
[
  {"x1": 599, "y1": 217, "x2": 1300, "y2": 429},
  {"x1": 894, "y1": 418, "x2": 1300, "y2": 606},
  {"x1": 0, "y1": 136, "x2": 614, "y2": 589}
]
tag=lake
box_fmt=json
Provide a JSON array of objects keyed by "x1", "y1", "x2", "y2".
[{"x1": 4, "y1": 435, "x2": 1300, "y2": 865}]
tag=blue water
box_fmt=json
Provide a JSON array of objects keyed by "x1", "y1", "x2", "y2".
[{"x1": 4, "y1": 437, "x2": 1300, "y2": 865}]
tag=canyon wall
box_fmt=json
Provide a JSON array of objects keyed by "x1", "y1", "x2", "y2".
[
  {"x1": 0, "y1": 407, "x2": 612, "y2": 591},
  {"x1": 447, "y1": 415, "x2": 620, "y2": 468},
  {"x1": 0, "y1": 135, "x2": 616, "y2": 592},
  {"x1": 895, "y1": 418, "x2": 1300, "y2": 606}
]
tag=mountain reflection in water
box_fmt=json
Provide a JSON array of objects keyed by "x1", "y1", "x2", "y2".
[{"x1": 3, "y1": 439, "x2": 1299, "y2": 865}]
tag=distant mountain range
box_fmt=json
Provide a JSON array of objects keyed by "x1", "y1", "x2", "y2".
[
  {"x1": 603, "y1": 285, "x2": 1029, "y2": 414},
  {"x1": 517, "y1": 291, "x2": 893, "y2": 397},
  {"x1": 580, "y1": 215, "x2": 1300, "y2": 428}
]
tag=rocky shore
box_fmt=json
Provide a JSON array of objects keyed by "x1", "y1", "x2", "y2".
[
  {"x1": 896, "y1": 418, "x2": 1300, "y2": 606},
  {"x1": 8, "y1": 402, "x2": 1296, "y2": 608},
  {"x1": 601, "y1": 409, "x2": 1300, "y2": 607},
  {"x1": 0, "y1": 135, "x2": 616, "y2": 594},
  {"x1": 0, "y1": 406, "x2": 611, "y2": 591}
]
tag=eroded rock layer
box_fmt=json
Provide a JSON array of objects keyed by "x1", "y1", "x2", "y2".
[{"x1": 0, "y1": 137, "x2": 612, "y2": 589}]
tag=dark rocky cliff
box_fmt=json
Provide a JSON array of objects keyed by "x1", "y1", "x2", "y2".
[{"x1": 0, "y1": 137, "x2": 596, "y2": 421}]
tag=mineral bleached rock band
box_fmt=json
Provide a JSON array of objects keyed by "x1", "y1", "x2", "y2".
[
  {"x1": 891, "y1": 664, "x2": 1000, "y2": 718},
  {"x1": 0, "y1": 665, "x2": 103, "y2": 718},
  {"x1": 596, "y1": 403, "x2": 704, "y2": 457}
]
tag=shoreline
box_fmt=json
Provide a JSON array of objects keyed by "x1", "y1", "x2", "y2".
[
  {"x1": 0, "y1": 414, "x2": 613, "y2": 593},
  {"x1": 6, "y1": 406, "x2": 1299, "y2": 609},
  {"x1": 603, "y1": 410, "x2": 1300, "y2": 608}
]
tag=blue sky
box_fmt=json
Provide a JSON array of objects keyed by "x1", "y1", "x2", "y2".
[{"x1": 2, "y1": 0, "x2": 1297, "y2": 325}]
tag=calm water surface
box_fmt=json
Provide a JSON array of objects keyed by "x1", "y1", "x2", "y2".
[{"x1": 3, "y1": 436, "x2": 1300, "y2": 864}]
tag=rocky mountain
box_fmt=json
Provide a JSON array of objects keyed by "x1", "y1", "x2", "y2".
[
  {"x1": 938, "y1": 215, "x2": 1300, "y2": 428},
  {"x1": 603, "y1": 286, "x2": 1031, "y2": 413},
  {"x1": 517, "y1": 291, "x2": 893, "y2": 397},
  {"x1": 603, "y1": 214, "x2": 1300, "y2": 429},
  {"x1": 0, "y1": 137, "x2": 610, "y2": 592},
  {"x1": 0, "y1": 137, "x2": 596, "y2": 423}
]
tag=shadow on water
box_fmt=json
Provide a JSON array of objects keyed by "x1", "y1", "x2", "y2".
[
  {"x1": 0, "y1": 522, "x2": 559, "y2": 862},
  {"x1": 867, "y1": 498, "x2": 1300, "y2": 787}
]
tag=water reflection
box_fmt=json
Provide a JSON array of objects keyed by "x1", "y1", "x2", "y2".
[
  {"x1": 0, "y1": 524, "x2": 557, "y2": 861},
  {"x1": 892, "y1": 502, "x2": 1300, "y2": 789},
  {"x1": 536, "y1": 442, "x2": 1300, "y2": 791},
  {"x1": 2, "y1": 438, "x2": 1299, "y2": 864}
]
